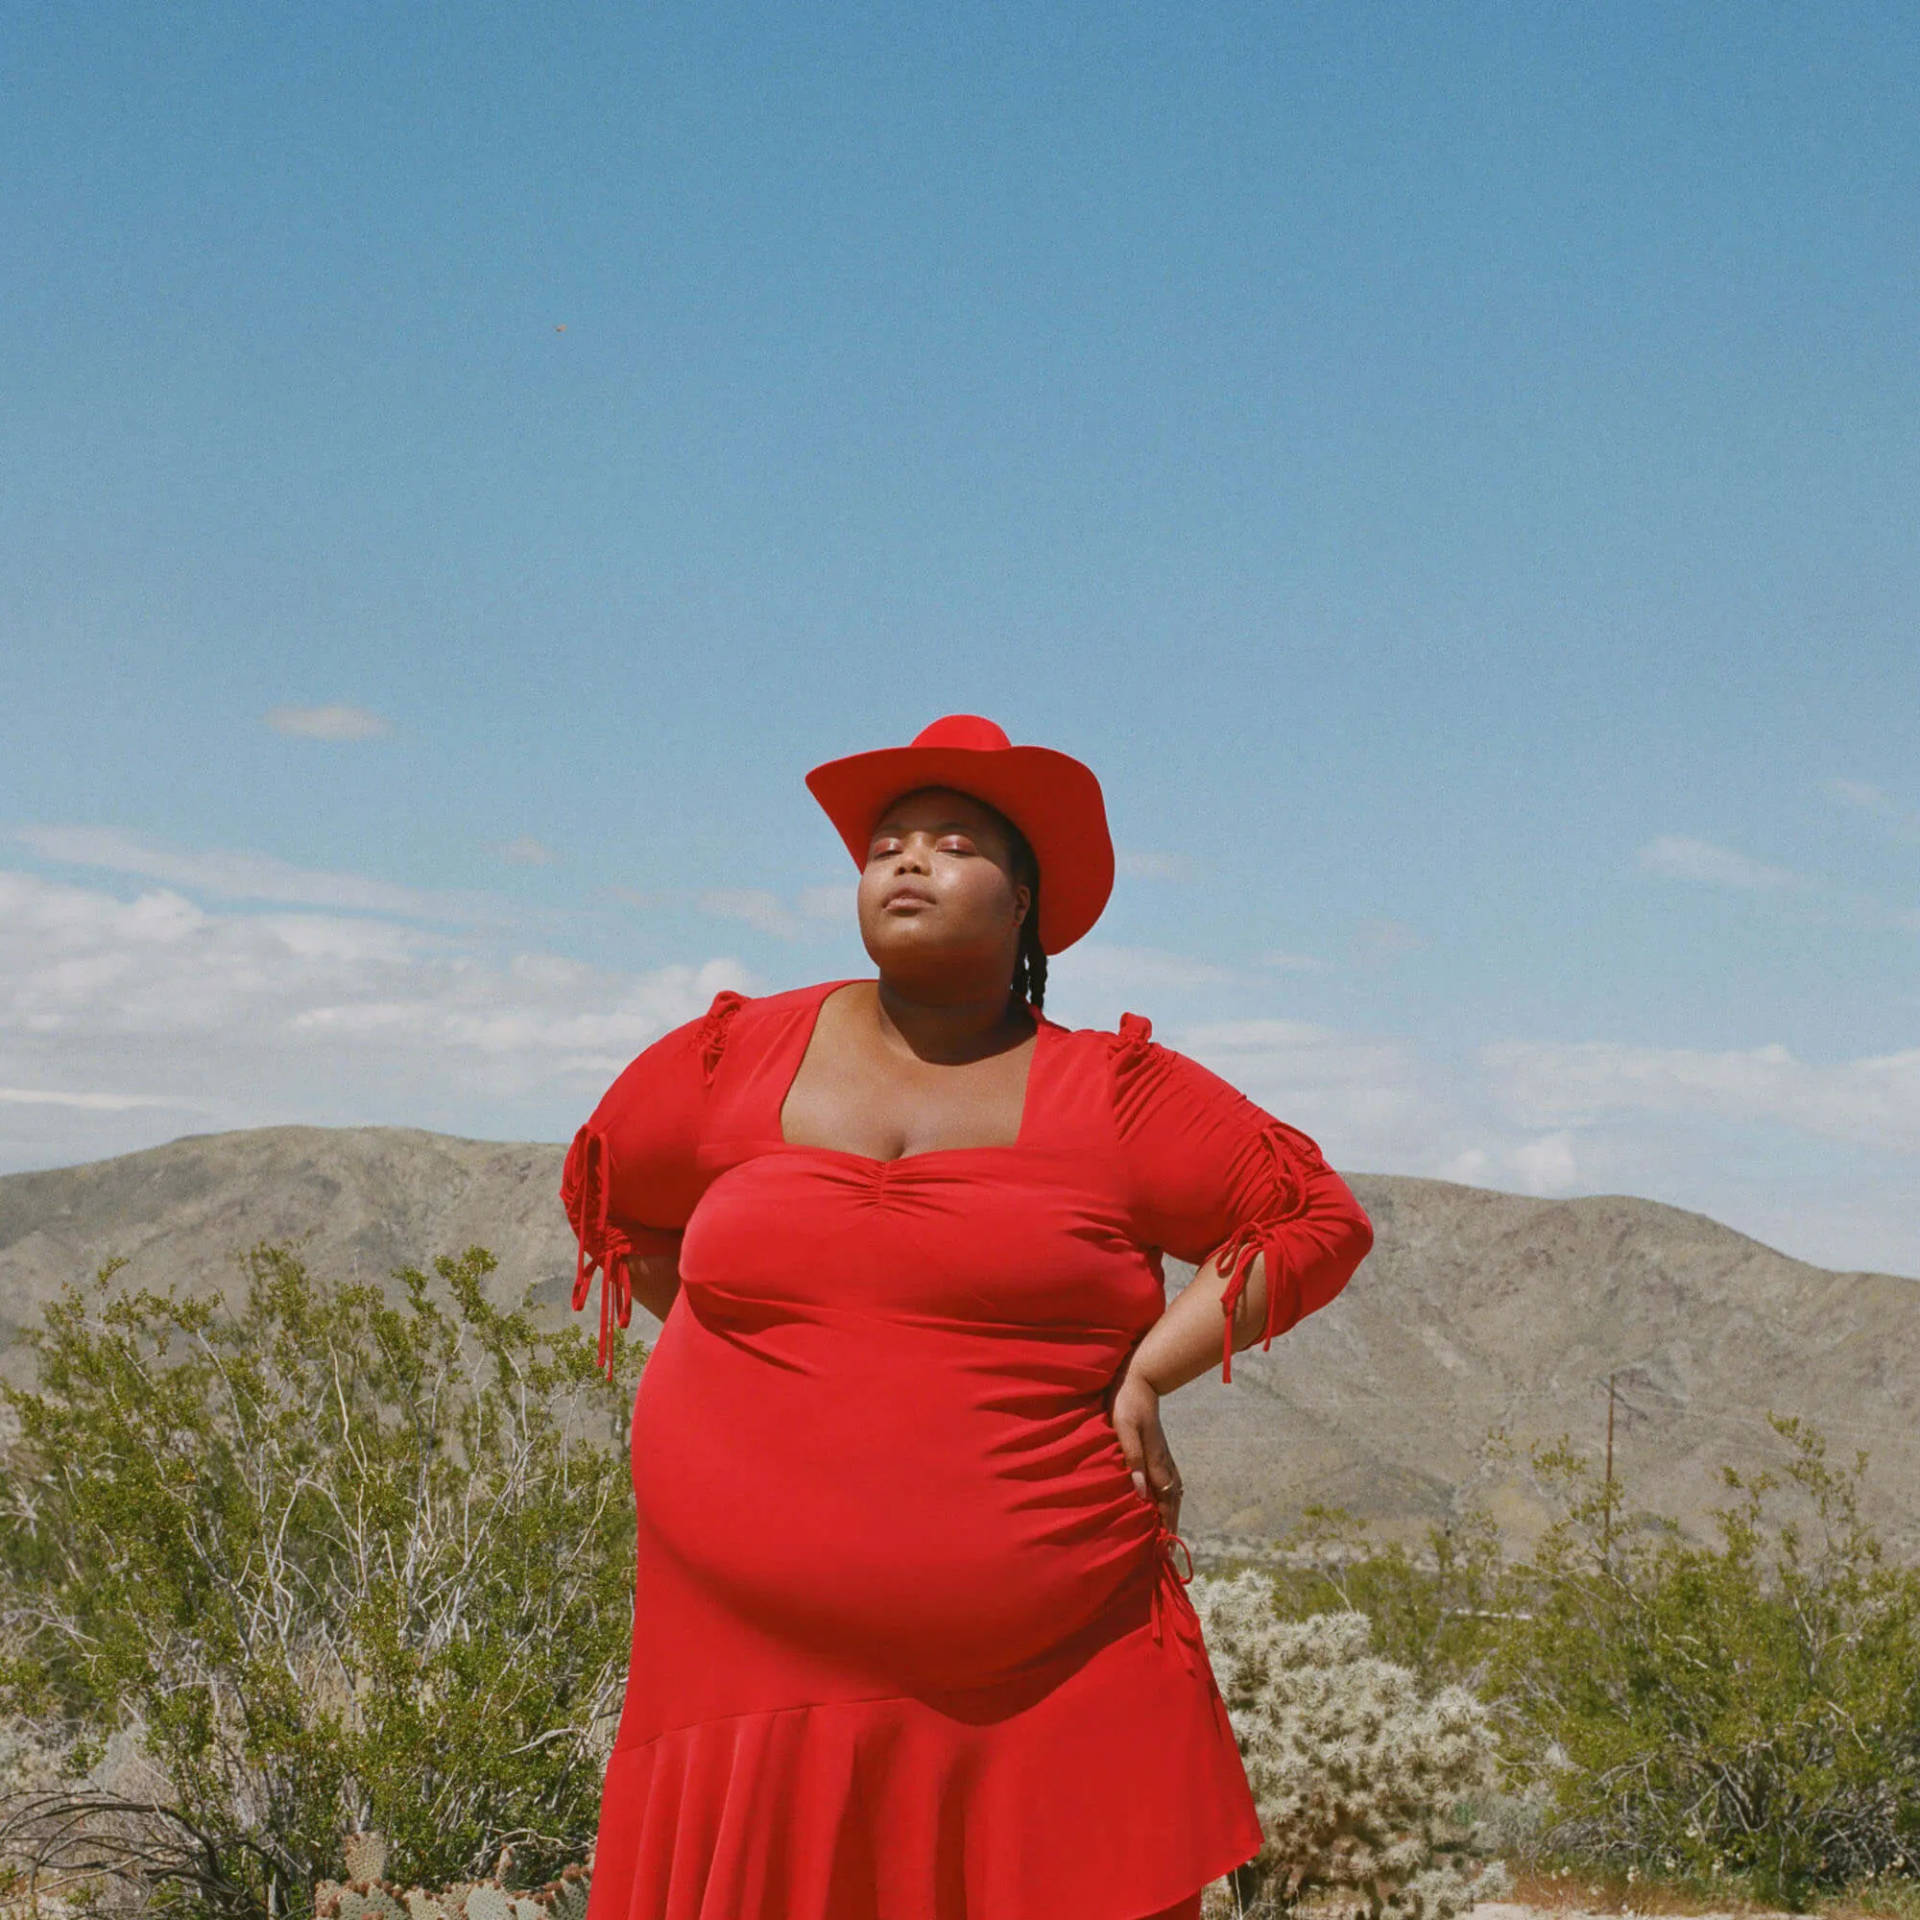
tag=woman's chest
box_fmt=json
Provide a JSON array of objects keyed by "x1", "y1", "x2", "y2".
[
  {"x1": 777, "y1": 1056, "x2": 1030, "y2": 1162},
  {"x1": 679, "y1": 1144, "x2": 1163, "y2": 1330},
  {"x1": 774, "y1": 991, "x2": 1040, "y2": 1163}
]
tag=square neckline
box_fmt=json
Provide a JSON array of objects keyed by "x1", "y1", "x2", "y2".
[{"x1": 773, "y1": 979, "x2": 1052, "y2": 1167}]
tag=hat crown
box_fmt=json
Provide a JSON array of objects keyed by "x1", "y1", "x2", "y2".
[{"x1": 910, "y1": 714, "x2": 1012, "y2": 752}]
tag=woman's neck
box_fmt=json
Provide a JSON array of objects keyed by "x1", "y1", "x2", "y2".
[{"x1": 872, "y1": 976, "x2": 1031, "y2": 1066}]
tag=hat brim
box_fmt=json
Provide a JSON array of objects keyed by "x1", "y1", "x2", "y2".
[{"x1": 804, "y1": 742, "x2": 1114, "y2": 954}]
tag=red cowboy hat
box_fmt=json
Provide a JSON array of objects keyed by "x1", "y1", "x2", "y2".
[{"x1": 805, "y1": 715, "x2": 1115, "y2": 954}]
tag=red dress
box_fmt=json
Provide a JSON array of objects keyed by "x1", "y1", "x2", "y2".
[{"x1": 561, "y1": 981, "x2": 1374, "y2": 1920}]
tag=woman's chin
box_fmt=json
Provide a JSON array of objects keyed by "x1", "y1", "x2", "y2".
[{"x1": 862, "y1": 923, "x2": 961, "y2": 971}]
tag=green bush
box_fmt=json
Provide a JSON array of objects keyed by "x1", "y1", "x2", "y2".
[
  {"x1": 1490, "y1": 1418, "x2": 1920, "y2": 1906},
  {"x1": 1226, "y1": 1420, "x2": 1920, "y2": 1911},
  {"x1": 1259, "y1": 1502, "x2": 1509, "y2": 1692},
  {"x1": 0, "y1": 1245, "x2": 639, "y2": 1920}
]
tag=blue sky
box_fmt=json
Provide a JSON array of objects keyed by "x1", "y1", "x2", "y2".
[{"x1": 3, "y1": 1, "x2": 1916, "y2": 1274}]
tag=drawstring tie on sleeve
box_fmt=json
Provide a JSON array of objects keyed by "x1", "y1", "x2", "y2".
[
  {"x1": 560, "y1": 989, "x2": 747, "y2": 1381},
  {"x1": 1109, "y1": 1016, "x2": 1316, "y2": 1385},
  {"x1": 561, "y1": 1125, "x2": 631, "y2": 1379},
  {"x1": 1212, "y1": 1124, "x2": 1313, "y2": 1384},
  {"x1": 1149, "y1": 1522, "x2": 1206, "y2": 1675}
]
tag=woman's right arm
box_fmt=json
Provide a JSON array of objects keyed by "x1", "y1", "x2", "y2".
[
  {"x1": 562, "y1": 993, "x2": 741, "y2": 1370},
  {"x1": 627, "y1": 1246, "x2": 683, "y2": 1323}
]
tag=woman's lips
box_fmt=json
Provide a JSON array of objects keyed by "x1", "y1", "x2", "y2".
[{"x1": 884, "y1": 888, "x2": 935, "y2": 910}]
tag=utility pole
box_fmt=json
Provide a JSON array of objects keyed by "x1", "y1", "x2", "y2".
[{"x1": 1603, "y1": 1371, "x2": 1617, "y2": 1569}]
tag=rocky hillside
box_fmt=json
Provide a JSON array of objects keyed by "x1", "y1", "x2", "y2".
[{"x1": 3, "y1": 1127, "x2": 1915, "y2": 1556}]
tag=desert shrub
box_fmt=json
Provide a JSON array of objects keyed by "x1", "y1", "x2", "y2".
[
  {"x1": 1193, "y1": 1577, "x2": 1507, "y2": 1920},
  {"x1": 1261, "y1": 1503, "x2": 1509, "y2": 1692},
  {"x1": 0, "y1": 1245, "x2": 640, "y2": 1920},
  {"x1": 1220, "y1": 1418, "x2": 1920, "y2": 1910},
  {"x1": 1490, "y1": 1419, "x2": 1920, "y2": 1906}
]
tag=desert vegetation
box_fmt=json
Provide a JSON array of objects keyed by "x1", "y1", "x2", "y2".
[
  {"x1": 2, "y1": 1247, "x2": 1916, "y2": 1920},
  {"x1": 1226, "y1": 1426, "x2": 1920, "y2": 1914},
  {"x1": 0, "y1": 1247, "x2": 640, "y2": 1920},
  {"x1": 1191, "y1": 1590, "x2": 1506, "y2": 1920}
]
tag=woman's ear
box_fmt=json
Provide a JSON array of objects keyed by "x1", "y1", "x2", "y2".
[{"x1": 1012, "y1": 881, "x2": 1032, "y2": 927}]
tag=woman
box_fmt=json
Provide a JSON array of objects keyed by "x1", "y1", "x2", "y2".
[{"x1": 561, "y1": 714, "x2": 1374, "y2": 1920}]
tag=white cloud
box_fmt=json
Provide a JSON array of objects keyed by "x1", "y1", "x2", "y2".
[
  {"x1": 1258, "y1": 950, "x2": 1323, "y2": 972},
  {"x1": 695, "y1": 885, "x2": 857, "y2": 939},
  {"x1": 1435, "y1": 1133, "x2": 1583, "y2": 1195},
  {"x1": 10, "y1": 826, "x2": 482, "y2": 921},
  {"x1": 1065, "y1": 945, "x2": 1236, "y2": 994},
  {"x1": 265, "y1": 704, "x2": 391, "y2": 741},
  {"x1": 1351, "y1": 917, "x2": 1425, "y2": 958},
  {"x1": 1639, "y1": 835, "x2": 1799, "y2": 891},
  {"x1": 0, "y1": 1087, "x2": 206, "y2": 1112},
  {"x1": 0, "y1": 866, "x2": 747, "y2": 1169},
  {"x1": 1508, "y1": 1129, "x2": 1580, "y2": 1194},
  {"x1": 798, "y1": 883, "x2": 851, "y2": 923},
  {"x1": 1175, "y1": 1017, "x2": 1435, "y2": 1166},
  {"x1": 1184, "y1": 1015, "x2": 1920, "y2": 1270},
  {"x1": 1827, "y1": 778, "x2": 1920, "y2": 840},
  {"x1": 1830, "y1": 778, "x2": 1890, "y2": 814},
  {"x1": 1116, "y1": 850, "x2": 1197, "y2": 882},
  {"x1": 1436, "y1": 1146, "x2": 1492, "y2": 1182},
  {"x1": 499, "y1": 835, "x2": 558, "y2": 867},
  {"x1": 700, "y1": 889, "x2": 803, "y2": 939},
  {"x1": 1483, "y1": 1036, "x2": 1920, "y2": 1155},
  {"x1": 4, "y1": 856, "x2": 1914, "y2": 1277}
]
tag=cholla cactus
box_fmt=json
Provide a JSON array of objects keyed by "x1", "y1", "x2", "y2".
[{"x1": 1192, "y1": 1576, "x2": 1508, "y2": 1920}]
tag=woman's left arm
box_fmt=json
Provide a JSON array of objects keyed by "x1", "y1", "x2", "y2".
[
  {"x1": 1108, "y1": 1209, "x2": 1370, "y2": 1533},
  {"x1": 1105, "y1": 1027, "x2": 1375, "y2": 1532}
]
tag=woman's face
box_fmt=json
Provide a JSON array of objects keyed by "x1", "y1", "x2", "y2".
[{"x1": 855, "y1": 787, "x2": 1031, "y2": 992}]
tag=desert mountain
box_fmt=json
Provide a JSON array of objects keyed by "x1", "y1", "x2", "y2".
[{"x1": 2, "y1": 1127, "x2": 1915, "y2": 1557}]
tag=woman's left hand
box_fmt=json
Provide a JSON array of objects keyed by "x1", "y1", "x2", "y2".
[{"x1": 1105, "y1": 1357, "x2": 1182, "y2": 1535}]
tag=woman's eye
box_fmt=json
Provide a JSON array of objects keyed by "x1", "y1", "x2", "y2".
[
  {"x1": 868, "y1": 839, "x2": 902, "y2": 860},
  {"x1": 936, "y1": 838, "x2": 974, "y2": 854}
]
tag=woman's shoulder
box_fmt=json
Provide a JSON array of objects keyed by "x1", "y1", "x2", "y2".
[
  {"x1": 716, "y1": 976, "x2": 860, "y2": 1030},
  {"x1": 1039, "y1": 1006, "x2": 1188, "y2": 1077},
  {"x1": 1038, "y1": 1007, "x2": 1261, "y2": 1139},
  {"x1": 681, "y1": 976, "x2": 861, "y2": 1071}
]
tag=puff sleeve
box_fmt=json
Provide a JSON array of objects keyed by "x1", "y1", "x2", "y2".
[
  {"x1": 560, "y1": 989, "x2": 746, "y2": 1374},
  {"x1": 1111, "y1": 1014, "x2": 1373, "y2": 1382}
]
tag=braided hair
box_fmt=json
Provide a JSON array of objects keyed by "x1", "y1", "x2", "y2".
[{"x1": 1002, "y1": 818, "x2": 1048, "y2": 1013}]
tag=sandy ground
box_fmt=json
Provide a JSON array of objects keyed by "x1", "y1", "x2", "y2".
[{"x1": 1472, "y1": 1903, "x2": 1819, "y2": 1920}]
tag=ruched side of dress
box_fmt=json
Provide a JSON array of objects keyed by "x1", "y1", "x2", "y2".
[{"x1": 561, "y1": 980, "x2": 1374, "y2": 1920}]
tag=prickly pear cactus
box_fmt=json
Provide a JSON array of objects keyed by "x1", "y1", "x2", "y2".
[
  {"x1": 315, "y1": 1839, "x2": 592, "y2": 1920},
  {"x1": 316, "y1": 1884, "x2": 408, "y2": 1920},
  {"x1": 540, "y1": 1864, "x2": 592, "y2": 1920},
  {"x1": 343, "y1": 1833, "x2": 390, "y2": 1884}
]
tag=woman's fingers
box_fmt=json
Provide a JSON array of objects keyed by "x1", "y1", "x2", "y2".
[
  {"x1": 1142, "y1": 1420, "x2": 1183, "y2": 1534},
  {"x1": 1135, "y1": 1393, "x2": 1182, "y2": 1532},
  {"x1": 1110, "y1": 1372, "x2": 1183, "y2": 1533},
  {"x1": 1110, "y1": 1393, "x2": 1155, "y2": 1504}
]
